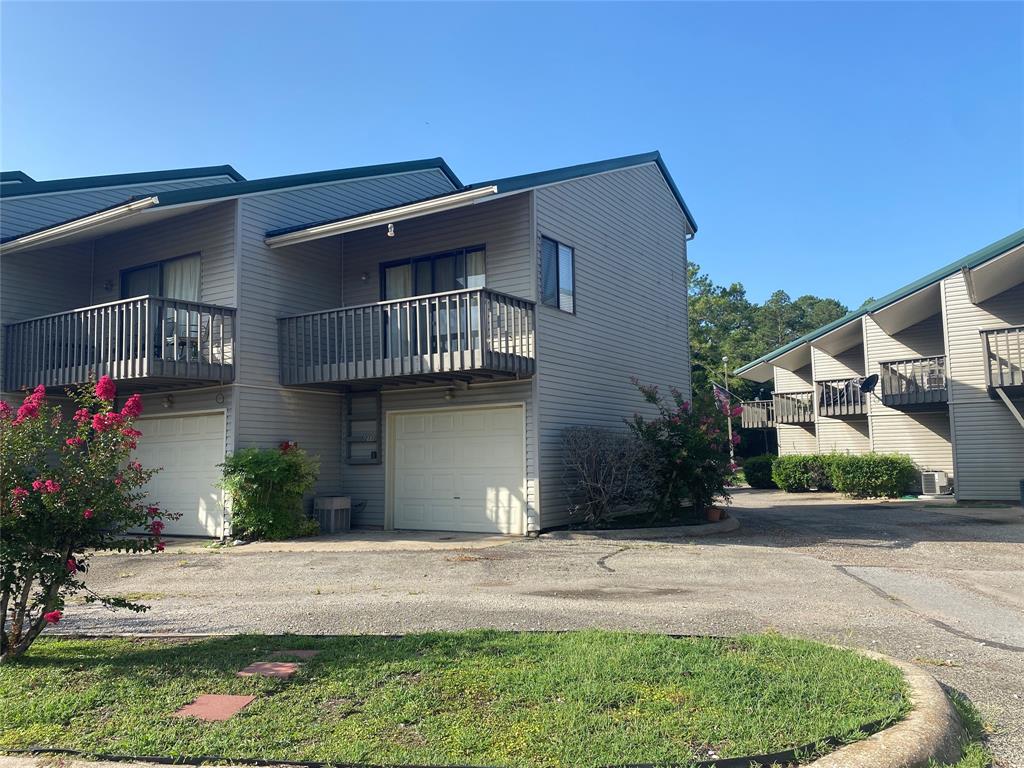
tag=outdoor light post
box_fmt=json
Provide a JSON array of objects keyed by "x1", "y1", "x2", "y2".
[{"x1": 723, "y1": 356, "x2": 734, "y2": 463}]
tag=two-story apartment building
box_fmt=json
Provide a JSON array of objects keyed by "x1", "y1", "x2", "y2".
[
  {"x1": 736, "y1": 228, "x2": 1024, "y2": 502},
  {"x1": 1, "y1": 153, "x2": 696, "y2": 536}
]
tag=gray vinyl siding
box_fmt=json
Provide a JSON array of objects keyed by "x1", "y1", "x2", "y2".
[
  {"x1": 90, "y1": 201, "x2": 237, "y2": 306},
  {"x1": 233, "y1": 386, "x2": 343, "y2": 507},
  {"x1": 532, "y1": 163, "x2": 692, "y2": 528},
  {"x1": 811, "y1": 344, "x2": 865, "y2": 380},
  {"x1": 863, "y1": 313, "x2": 945, "y2": 417},
  {"x1": 774, "y1": 364, "x2": 813, "y2": 392},
  {"x1": 816, "y1": 418, "x2": 870, "y2": 454},
  {"x1": 943, "y1": 274, "x2": 1024, "y2": 500},
  {"x1": 342, "y1": 382, "x2": 537, "y2": 529},
  {"x1": 871, "y1": 411, "x2": 953, "y2": 478},
  {"x1": 777, "y1": 424, "x2": 817, "y2": 455},
  {"x1": 0, "y1": 241, "x2": 93, "y2": 391},
  {"x1": 232, "y1": 169, "x2": 456, "y2": 511},
  {"x1": 0, "y1": 176, "x2": 237, "y2": 241},
  {"x1": 237, "y1": 169, "x2": 455, "y2": 387},
  {"x1": 338, "y1": 193, "x2": 534, "y2": 305}
]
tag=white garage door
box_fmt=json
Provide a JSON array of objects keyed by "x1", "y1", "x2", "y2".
[
  {"x1": 134, "y1": 412, "x2": 226, "y2": 537},
  {"x1": 392, "y1": 406, "x2": 525, "y2": 534}
]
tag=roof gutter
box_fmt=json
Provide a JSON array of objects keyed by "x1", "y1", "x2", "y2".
[
  {"x1": 264, "y1": 186, "x2": 499, "y2": 248},
  {"x1": 0, "y1": 196, "x2": 160, "y2": 255}
]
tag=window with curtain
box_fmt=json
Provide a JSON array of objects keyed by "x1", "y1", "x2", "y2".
[
  {"x1": 540, "y1": 236, "x2": 575, "y2": 313},
  {"x1": 121, "y1": 254, "x2": 201, "y2": 301},
  {"x1": 379, "y1": 245, "x2": 486, "y2": 299}
]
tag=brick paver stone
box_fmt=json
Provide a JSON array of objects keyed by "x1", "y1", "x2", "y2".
[
  {"x1": 173, "y1": 694, "x2": 256, "y2": 721},
  {"x1": 237, "y1": 660, "x2": 300, "y2": 679}
]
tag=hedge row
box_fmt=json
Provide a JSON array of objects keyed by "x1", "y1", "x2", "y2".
[{"x1": 752, "y1": 453, "x2": 918, "y2": 498}]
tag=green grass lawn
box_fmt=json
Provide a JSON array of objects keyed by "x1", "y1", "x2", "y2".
[{"x1": 1, "y1": 631, "x2": 908, "y2": 768}]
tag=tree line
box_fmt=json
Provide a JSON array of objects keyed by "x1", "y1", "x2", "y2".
[{"x1": 687, "y1": 262, "x2": 849, "y2": 401}]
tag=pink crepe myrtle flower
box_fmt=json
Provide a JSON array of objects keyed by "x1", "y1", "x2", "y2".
[
  {"x1": 83, "y1": 508, "x2": 94, "y2": 520},
  {"x1": 92, "y1": 411, "x2": 124, "y2": 433},
  {"x1": 11, "y1": 487, "x2": 29, "y2": 503},
  {"x1": 73, "y1": 408, "x2": 91, "y2": 424},
  {"x1": 94, "y1": 375, "x2": 116, "y2": 401},
  {"x1": 730, "y1": 405, "x2": 744, "y2": 418},
  {"x1": 0, "y1": 400, "x2": 11, "y2": 420},
  {"x1": 155, "y1": 541, "x2": 165, "y2": 552},
  {"x1": 113, "y1": 475, "x2": 123, "y2": 487},
  {"x1": 14, "y1": 386, "x2": 46, "y2": 424},
  {"x1": 32, "y1": 479, "x2": 61, "y2": 494},
  {"x1": 121, "y1": 427, "x2": 143, "y2": 439},
  {"x1": 146, "y1": 505, "x2": 160, "y2": 517},
  {"x1": 43, "y1": 610, "x2": 62, "y2": 624},
  {"x1": 66, "y1": 558, "x2": 78, "y2": 574},
  {"x1": 731, "y1": 432, "x2": 742, "y2": 445},
  {"x1": 120, "y1": 393, "x2": 143, "y2": 418},
  {"x1": 148, "y1": 519, "x2": 165, "y2": 536},
  {"x1": 65, "y1": 437, "x2": 85, "y2": 447}
]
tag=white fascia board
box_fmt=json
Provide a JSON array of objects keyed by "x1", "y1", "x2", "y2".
[
  {"x1": 265, "y1": 186, "x2": 499, "y2": 248},
  {"x1": 0, "y1": 197, "x2": 160, "y2": 255}
]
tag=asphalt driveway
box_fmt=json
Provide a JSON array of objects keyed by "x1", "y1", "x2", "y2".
[{"x1": 61, "y1": 490, "x2": 1024, "y2": 766}]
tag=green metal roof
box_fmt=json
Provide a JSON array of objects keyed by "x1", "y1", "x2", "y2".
[
  {"x1": 0, "y1": 165, "x2": 245, "y2": 198},
  {"x1": 264, "y1": 151, "x2": 697, "y2": 239},
  {"x1": 150, "y1": 157, "x2": 461, "y2": 209},
  {"x1": 1, "y1": 171, "x2": 35, "y2": 184},
  {"x1": 464, "y1": 151, "x2": 697, "y2": 233},
  {"x1": 735, "y1": 226, "x2": 1024, "y2": 375}
]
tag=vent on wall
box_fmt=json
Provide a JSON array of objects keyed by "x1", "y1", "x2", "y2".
[{"x1": 920, "y1": 471, "x2": 951, "y2": 496}]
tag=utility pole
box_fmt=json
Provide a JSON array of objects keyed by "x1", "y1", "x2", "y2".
[{"x1": 723, "y1": 355, "x2": 734, "y2": 463}]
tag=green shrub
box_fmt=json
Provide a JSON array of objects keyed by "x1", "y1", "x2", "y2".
[
  {"x1": 828, "y1": 453, "x2": 917, "y2": 498},
  {"x1": 219, "y1": 444, "x2": 320, "y2": 540},
  {"x1": 771, "y1": 455, "x2": 835, "y2": 492},
  {"x1": 744, "y1": 455, "x2": 777, "y2": 488}
]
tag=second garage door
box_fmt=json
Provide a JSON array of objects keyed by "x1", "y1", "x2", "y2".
[
  {"x1": 134, "y1": 412, "x2": 226, "y2": 537},
  {"x1": 392, "y1": 405, "x2": 526, "y2": 534}
]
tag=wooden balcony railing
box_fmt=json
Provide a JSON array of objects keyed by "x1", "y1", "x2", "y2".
[
  {"x1": 4, "y1": 296, "x2": 236, "y2": 391},
  {"x1": 982, "y1": 325, "x2": 1024, "y2": 390},
  {"x1": 739, "y1": 399, "x2": 774, "y2": 428},
  {"x1": 880, "y1": 356, "x2": 948, "y2": 409},
  {"x1": 773, "y1": 391, "x2": 815, "y2": 424},
  {"x1": 279, "y1": 288, "x2": 535, "y2": 386},
  {"x1": 817, "y1": 378, "x2": 867, "y2": 417}
]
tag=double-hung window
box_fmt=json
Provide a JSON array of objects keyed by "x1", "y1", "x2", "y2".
[{"x1": 540, "y1": 236, "x2": 575, "y2": 313}]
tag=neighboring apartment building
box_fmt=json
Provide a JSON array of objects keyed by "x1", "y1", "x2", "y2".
[
  {"x1": 736, "y1": 229, "x2": 1024, "y2": 502},
  {"x1": 0, "y1": 153, "x2": 696, "y2": 536}
]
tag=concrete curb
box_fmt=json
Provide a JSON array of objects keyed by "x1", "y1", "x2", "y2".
[
  {"x1": 807, "y1": 652, "x2": 964, "y2": 768},
  {"x1": 542, "y1": 514, "x2": 740, "y2": 540}
]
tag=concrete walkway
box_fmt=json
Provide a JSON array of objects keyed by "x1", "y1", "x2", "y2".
[{"x1": 60, "y1": 489, "x2": 1024, "y2": 766}]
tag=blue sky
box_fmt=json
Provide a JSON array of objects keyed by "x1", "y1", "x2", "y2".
[{"x1": 2, "y1": 2, "x2": 1021, "y2": 306}]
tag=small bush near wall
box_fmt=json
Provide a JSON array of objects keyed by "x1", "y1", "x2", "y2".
[
  {"x1": 744, "y1": 455, "x2": 777, "y2": 489},
  {"x1": 562, "y1": 427, "x2": 648, "y2": 527},
  {"x1": 771, "y1": 455, "x2": 835, "y2": 493},
  {"x1": 219, "y1": 443, "x2": 320, "y2": 540},
  {"x1": 829, "y1": 454, "x2": 917, "y2": 498}
]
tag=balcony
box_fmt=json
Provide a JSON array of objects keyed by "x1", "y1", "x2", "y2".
[
  {"x1": 739, "y1": 399, "x2": 774, "y2": 428},
  {"x1": 773, "y1": 391, "x2": 815, "y2": 425},
  {"x1": 880, "y1": 356, "x2": 948, "y2": 410},
  {"x1": 4, "y1": 297, "x2": 236, "y2": 392},
  {"x1": 279, "y1": 288, "x2": 535, "y2": 387},
  {"x1": 817, "y1": 378, "x2": 867, "y2": 418},
  {"x1": 982, "y1": 325, "x2": 1024, "y2": 396}
]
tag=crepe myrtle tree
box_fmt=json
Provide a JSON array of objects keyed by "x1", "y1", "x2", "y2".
[
  {"x1": 627, "y1": 378, "x2": 740, "y2": 520},
  {"x1": 0, "y1": 376, "x2": 173, "y2": 661}
]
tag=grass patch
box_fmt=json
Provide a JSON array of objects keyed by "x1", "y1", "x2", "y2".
[
  {"x1": 929, "y1": 690, "x2": 994, "y2": 768},
  {"x1": 1, "y1": 631, "x2": 908, "y2": 768}
]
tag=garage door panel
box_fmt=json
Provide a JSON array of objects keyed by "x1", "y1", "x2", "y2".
[
  {"x1": 393, "y1": 406, "x2": 525, "y2": 535},
  {"x1": 135, "y1": 413, "x2": 225, "y2": 538}
]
